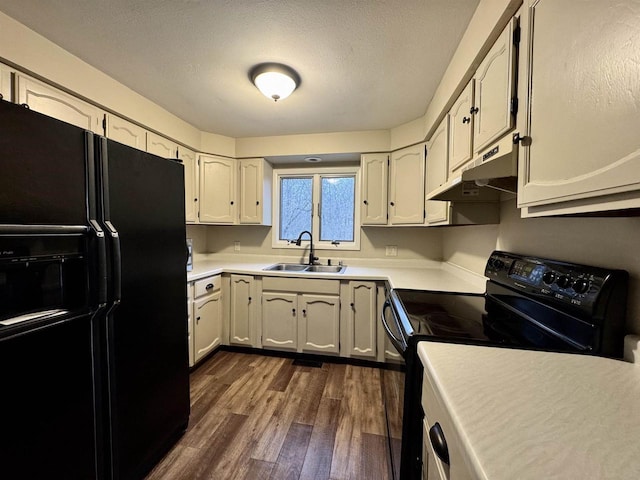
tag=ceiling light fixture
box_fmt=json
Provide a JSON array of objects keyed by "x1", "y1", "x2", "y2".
[
  {"x1": 250, "y1": 63, "x2": 300, "y2": 102},
  {"x1": 305, "y1": 157, "x2": 322, "y2": 163}
]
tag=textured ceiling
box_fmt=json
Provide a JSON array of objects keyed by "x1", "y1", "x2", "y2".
[{"x1": 0, "y1": 0, "x2": 479, "y2": 138}]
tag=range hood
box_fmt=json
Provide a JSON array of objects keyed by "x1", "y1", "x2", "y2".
[{"x1": 427, "y1": 133, "x2": 518, "y2": 202}]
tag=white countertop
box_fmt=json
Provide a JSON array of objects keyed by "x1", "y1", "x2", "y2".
[
  {"x1": 417, "y1": 341, "x2": 640, "y2": 480},
  {"x1": 187, "y1": 253, "x2": 487, "y2": 293}
]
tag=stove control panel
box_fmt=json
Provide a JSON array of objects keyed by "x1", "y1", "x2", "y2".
[{"x1": 485, "y1": 251, "x2": 628, "y2": 317}]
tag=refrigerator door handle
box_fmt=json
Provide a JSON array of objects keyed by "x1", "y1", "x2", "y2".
[
  {"x1": 89, "y1": 219, "x2": 108, "y2": 306},
  {"x1": 104, "y1": 220, "x2": 122, "y2": 304}
]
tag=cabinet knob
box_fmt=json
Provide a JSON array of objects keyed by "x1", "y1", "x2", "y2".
[
  {"x1": 390, "y1": 201, "x2": 395, "y2": 206},
  {"x1": 21, "y1": 103, "x2": 30, "y2": 109},
  {"x1": 194, "y1": 198, "x2": 198, "y2": 202},
  {"x1": 363, "y1": 200, "x2": 368, "y2": 205},
  {"x1": 469, "y1": 106, "x2": 479, "y2": 115},
  {"x1": 256, "y1": 201, "x2": 260, "y2": 205},
  {"x1": 196, "y1": 316, "x2": 201, "y2": 323},
  {"x1": 248, "y1": 296, "x2": 252, "y2": 302},
  {"x1": 206, "y1": 283, "x2": 214, "y2": 290},
  {"x1": 230, "y1": 201, "x2": 234, "y2": 205},
  {"x1": 302, "y1": 309, "x2": 306, "y2": 316},
  {"x1": 350, "y1": 302, "x2": 354, "y2": 308},
  {"x1": 292, "y1": 308, "x2": 296, "y2": 315},
  {"x1": 462, "y1": 116, "x2": 471, "y2": 124}
]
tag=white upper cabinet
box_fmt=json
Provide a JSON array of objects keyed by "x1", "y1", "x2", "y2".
[
  {"x1": 16, "y1": 74, "x2": 105, "y2": 134},
  {"x1": 199, "y1": 155, "x2": 237, "y2": 224},
  {"x1": 105, "y1": 114, "x2": 146, "y2": 150},
  {"x1": 0, "y1": 63, "x2": 13, "y2": 101},
  {"x1": 425, "y1": 117, "x2": 451, "y2": 225},
  {"x1": 146, "y1": 131, "x2": 178, "y2": 159},
  {"x1": 239, "y1": 158, "x2": 272, "y2": 225},
  {"x1": 389, "y1": 144, "x2": 425, "y2": 225},
  {"x1": 180, "y1": 147, "x2": 198, "y2": 224},
  {"x1": 361, "y1": 153, "x2": 389, "y2": 225},
  {"x1": 448, "y1": 81, "x2": 475, "y2": 178},
  {"x1": 518, "y1": 0, "x2": 640, "y2": 215},
  {"x1": 472, "y1": 18, "x2": 517, "y2": 153}
]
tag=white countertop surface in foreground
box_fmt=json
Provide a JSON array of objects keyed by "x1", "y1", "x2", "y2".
[
  {"x1": 417, "y1": 341, "x2": 640, "y2": 480},
  {"x1": 187, "y1": 254, "x2": 487, "y2": 293}
]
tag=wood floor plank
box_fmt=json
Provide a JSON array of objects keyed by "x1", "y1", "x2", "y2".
[
  {"x1": 268, "y1": 422, "x2": 313, "y2": 480},
  {"x1": 268, "y1": 359, "x2": 296, "y2": 392},
  {"x1": 359, "y1": 433, "x2": 391, "y2": 480},
  {"x1": 358, "y1": 367, "x2": 387, "y2": 436},
  {"x1": 145, "y1": 444, "x2": 199, "y2": 480},
  {"x1": 322, "y1": 363, "x2": 347, "y2": 400},
  {"x1": 294, "y1": 367, "x2": 328, "y2": 425},
  {"x1": 299, "y1": 398, "x2": 341, "y2": 480},
  {"x1": 231, "y1": 458, "x2": 275, "y2": 480},
  {"x1": 382, "y1": 369, "x2": 405, "y2": 439}
]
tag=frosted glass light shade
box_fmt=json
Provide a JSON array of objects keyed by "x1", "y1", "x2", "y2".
[{"x1": 250, "y1": 63, "x2": 300, "y2": 102}]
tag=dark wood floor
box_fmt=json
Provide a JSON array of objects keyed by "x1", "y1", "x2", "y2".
[{"x1": 146, "y1": 350, "x2": 404, "y2": 480}]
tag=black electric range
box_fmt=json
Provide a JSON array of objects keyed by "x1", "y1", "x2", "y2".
[{"x1": 381, "y1": 251, "x2": 629, "y2": 480}]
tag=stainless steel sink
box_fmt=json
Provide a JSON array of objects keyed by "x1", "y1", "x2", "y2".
[
  {"x1": 304, "y1": 265, "x2": 346, "y2": 273},
  {"x1": 263, "y1": 263, "x2": 346, "y2": 274},
  {"x1": 263, "y1": 263, "x2": 309, "y2": 272}
]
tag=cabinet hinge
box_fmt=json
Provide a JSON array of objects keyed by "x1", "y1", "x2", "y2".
[
  {"x1": 387, "y1": 156, "x2": 390, "y2": 166},
  {"x1": 102, "y1": 115, "x2": 107, "y2": 134},
  {"x1": 513, "y1": 25, "x2": 521, "y2": 45},
  {"x1": 511, "y1": 97, "x2": 519, "y2": 116},
  {"x1": 424, "y1": 145, "x2": 428, "y2": 158}
]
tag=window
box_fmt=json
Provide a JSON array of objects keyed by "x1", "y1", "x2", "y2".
[{"x1": 273, "y1": 167, "x2": 360, "y2": 251}]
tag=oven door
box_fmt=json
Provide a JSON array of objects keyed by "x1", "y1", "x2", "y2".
[{"x1": 381, "y1": 290, "x2": 411, "y2": 357}]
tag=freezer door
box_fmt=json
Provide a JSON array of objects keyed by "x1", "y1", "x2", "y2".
[
  {"x1": 0, "y1": 100, "x2": 94, "y2": 226},
  {"x1": 97, "y1": 138, "x2": 189, "y2": 479}
]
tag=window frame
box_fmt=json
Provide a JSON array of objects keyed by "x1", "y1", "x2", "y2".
[{"x1": 272, "y1": 166, "x2": 361, "y2": 251}]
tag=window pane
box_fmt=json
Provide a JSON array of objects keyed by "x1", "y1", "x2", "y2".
[
  {"x1": 320, "y1": 176, "x2": 355, "y2": 242},
  {"x1": 279, "y1": 177, "x2": 313, "y2": 241}
]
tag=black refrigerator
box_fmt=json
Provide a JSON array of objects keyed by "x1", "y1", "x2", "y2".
[{"x1": 0, "y1": 99, "x2": 190, "y2": 479}]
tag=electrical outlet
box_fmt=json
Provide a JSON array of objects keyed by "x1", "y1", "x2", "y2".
[
  {"x1": 234, "y1": 241, "x2": 240, "y2": 252},
  {"x1": 385, "y1": 245, "x2": 398, "y2": 257}
]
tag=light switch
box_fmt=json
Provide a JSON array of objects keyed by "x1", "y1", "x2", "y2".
[
  {"x1": 385, "y1": 245, "x2": 398, "y2": 257},
  {"x1": 234, "y1": 241, "x2": 240, "y2": 252}
]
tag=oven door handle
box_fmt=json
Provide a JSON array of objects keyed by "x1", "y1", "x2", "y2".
[{"x1": 381, "y1": 299, "x2": 407, "y2": 355}]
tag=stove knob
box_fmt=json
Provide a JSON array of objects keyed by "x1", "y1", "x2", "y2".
[
  {"x1": 557, "y1": 275, "x2": 572, "y2": 289},
  {"x1": 494, "y1": 259, "x2": 505, "y2": 270},
  {"x1": 572, "y1": 278, "x2": 590, "y2": 294},
  {"x1": 542, "y1": 271, "x2": 556, "y2": 285}
]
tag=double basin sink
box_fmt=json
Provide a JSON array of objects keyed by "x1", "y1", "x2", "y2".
[{"x1": 263, "y1": 263, "x2": 346, "y2": 274}]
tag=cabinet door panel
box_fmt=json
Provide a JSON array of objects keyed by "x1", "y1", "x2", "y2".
[
  {"x1": 181, "y1": 147, "x2": 198, "y2": 223},
  {"x1": 425, "y1": 117, "x2": 451, "y2": 225},
  {"x1": 239, "y1": 158, "x2": 262, "y2": 224},
  {"x1": 0, "y1": 63, "x2": 13, "y2": 101},
  {"x1": 389, "y1": 145, "x2": 425, "y2": 225},
  {"x1": 519, "y1": 0, "x2": 640, "y2": 209},
  {"x1": 348, "y1": 282, "x2": 376, "y2": 358},
  {"x1": 106, "y1": 114, "x2": 146, "y2": 150},
  {"x1": 16, "y1": 74, "x2": 104, "y2": 134},
  {"x1": 262, "y1": 293, "x2": 298, "y2": 350},
  {"x1": 300, "y1": 294, "x2": 340, "y2": 354},
  {"x1": 146, "y1": 131, "x2": 178, "y2": 158},
  {"x1": 448, "y1": 81, "x2": 474, "y2": 176},
  {"x1": 200, "y1": 155, "x2": 237, "y2": 224},
  {"x1": 194, "y1": 291, "x2": 222, "y2": 362},
  {"x1": 361, "y1": 153, "x2": 388, "y2": 225},
  {"x1": 229, "y1": 275, "x2": 254, "y2": 346},
  {"x1": 473, "y1": 19, "x2": 515, "y2": 153}
]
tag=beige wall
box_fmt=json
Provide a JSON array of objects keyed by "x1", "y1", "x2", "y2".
[
  {"x1": 204, "y1": 225, "x2": 443, "y2": 262},
  {"x1": 443, "y1": 198, "x2": 640, "y2": 334}
]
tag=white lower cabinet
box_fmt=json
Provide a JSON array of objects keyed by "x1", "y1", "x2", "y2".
[
  {"x1": 261, "y1": 277, "x2": 340, "y2": 355},
  {"x1": 422, "y1": 371, "x2": 471, "y2": 480},
  {"x1": 299, "y1": 294, "x2": 340, "y2": 354},
  {"x1": 262, "y1": 292, "x2": 298, "y2": 351},
  {"x1": 187, "y1": 283, "x2": 194, "y2": 367},
  {"x1": 345, "y1": 281, "x2": 377, "y2": 358},
  {"x1": 192, "y1": 275, "x2": 222, "y2": 364},
  {"x1": 229, "y1": 274, "x2": 257, "y2": 347}
]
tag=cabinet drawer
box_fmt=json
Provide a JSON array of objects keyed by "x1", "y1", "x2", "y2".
[
  {"x1": 195, "y1": 275, "x2": 221, "y2": 297},
  {"x1": 262, "y1": 276, "x2": 339, "y2": 295}
]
